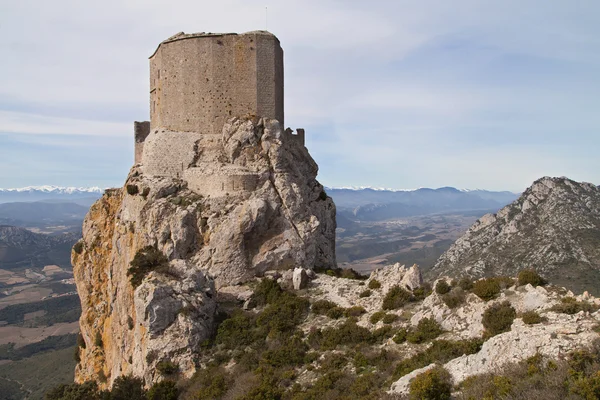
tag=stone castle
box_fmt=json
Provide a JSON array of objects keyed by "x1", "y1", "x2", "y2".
[{"x1": 133, "y1": 31, "x2": 304, "y2": 198}]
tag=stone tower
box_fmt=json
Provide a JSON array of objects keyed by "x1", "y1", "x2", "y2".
[{"x1": 134, "y1": 31, "x2": 285, "y2": 164}]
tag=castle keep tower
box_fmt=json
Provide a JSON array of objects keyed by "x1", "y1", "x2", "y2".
[
  {"x1": 133, "y1": 31, "x2": 305, "y2": 198},
  {"x1": 150, "y1": 31, "x2": 283, "y2": 134},
  {"x1": 134, "y1": 31, "x2": 285, "y2": 165}
]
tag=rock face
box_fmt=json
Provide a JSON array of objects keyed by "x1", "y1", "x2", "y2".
[
  {"x1": 72, "y1": 117, "x2": 336, "y2": 387},
  {"x1": 432, "y1": 177, "x2": 600, "y2": 294}
]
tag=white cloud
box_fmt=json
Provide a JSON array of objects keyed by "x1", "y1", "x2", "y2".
[{"x1": 0, "y1": 111, "x2": 131, "y2": 136}]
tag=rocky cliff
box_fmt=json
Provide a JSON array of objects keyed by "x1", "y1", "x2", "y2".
[
  {"x1": 431, "y1": 176, "x2": 600, "y2": 294},
  {"x1": 72, "y1": 117, "x2": 336, "y2": 387}
]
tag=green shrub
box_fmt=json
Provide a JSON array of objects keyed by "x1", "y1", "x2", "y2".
[
  {"x1": 393, "y1": 328, "x2": 408, "y2": 344},
  {"x1": 251, "y1": 278, "x2": 284, "y2": 306},
  {"x1": 256, "y1": 292, "x2": 310, "y2": 335},
  {"x1": 550, "y1": 297, "x2": 599, "y2": 315},
  {"x1": 382, "y1": 313, "x2": 398, "y2": 324},
  {"x1": 406, "y1": 318, "x2": 444, "y2": 344},
  {"x1": 73, "y1": 241, "x2": 84, "y2": 255},
  {"x1": 442, "y1": 288, "x2": 466, "y2": 309},
  {"x1": 482, "y1": 301, "x2": 516, "y2": 336},
  {"x1": 45, "y1": 381, "x2": 103, "y2": 400},
  {"x1": 472, "y1": 278, "x2": 501, "y2": 301},
  {"x1": 413, "y1": 284, "x2": 432, "y2": 301},
  {"x1": 517, "y1": 269, "x2": 547, "y2": 287},
  {"x1": 126, "y1": 184, "x2": 139, "y2": 195},
  {"x1": 127, "y1": 246, "x2": 169, "y2": 288},
  {"x1": 409, "y1": 366, "x2": 452, "y2": 400},
  {"x1": 94, "y1": 332, "x2": 103, "y2": 348},
  {"x1": 326, "y1": 307, "x2": 344, "y2": 319},
  {"x1": 314, "y1": 319, "x2": 373, "y2": 350},
  {"x1": 393, "y1": 339, "x2": 483, "y2": 380},
  {"x1": 77, "y1": 333, "x2": 86, "y2": 349},
  {"x1": 110, "y1": 376, "x2": 146, "y2": 400},
  {"x1": 521, "y1": 310, "x2": 546, "y2": 325},
  {"x1": 187, "y1": 367, "x2": 230, "y2": 399},
  {"x1": 311, "y1": 299, "x2": 337, "y2": 315},
  {"x1": 382, "y1": 285, "x2": 412, "y2": 310},
  {"x1": 359, "y1": 289, "x2": 372, "y2": 298},
  {"x1": 261, "y1": 334, "x2": 308, "y2": 368},
  {"x1": 368, "y1": 279, "x2": 382, "y2": 289},
  {"x1": 215, "y1": 310, "x2": 258, "y2": 349},
  {"x1": 435, "y1": 280, "x2": 451, "y2": 295},
  {"x1": 147, "y1": 381, "x2": 178, "y2": 400},
  {"x1": 344, "y1": 306, "x2": 366, "y2": 318},
  {"x1": 370, "y1": 311, "x2": 386, "y2": 324},
  {"x1": 371, "y1": 325, "x2": 396, "y2": 342},
  {"x1": 457, "y1": 277, "x2": 474, "y2": 291},
  {"x1": 156, "y1": 360, "x2": 178, "y2": 375}
]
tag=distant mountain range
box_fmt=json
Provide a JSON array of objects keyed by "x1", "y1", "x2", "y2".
[
  {"x1": 326, "y1": 187, "x2": 520, "y2": 221},
  {"x1": 0, "y1": 186, "x2": 104, "y2": 204}
]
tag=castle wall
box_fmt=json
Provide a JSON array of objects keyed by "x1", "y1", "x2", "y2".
[
  {"x1": 141, "y1": 130, "x2": 203, "y2": 178},
  {"x1": 183, "y1": 168, "x2": 260, "y2": 197},
  {"x1": 134, "y1": 121, "x2": 150, "y2": 164},
  {"x1": 149, "y1": 32, "x2": 283, "y2": 135}
]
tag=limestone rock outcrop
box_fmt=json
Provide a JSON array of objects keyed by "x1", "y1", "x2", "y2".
[
  {"x1": 431, "y1": 177, "x2": 600, "y2": 294},
  {"x1": 72, "y1": 117, "x2": 336, "y2": 387}
]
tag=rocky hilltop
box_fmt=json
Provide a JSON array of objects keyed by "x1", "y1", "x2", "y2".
[
  {"x1": 72, "y1": 117, "x2": 335, "y2": 387},
  {"x1": 431, "y1": 176, "x2": 600, "y2": 294}
]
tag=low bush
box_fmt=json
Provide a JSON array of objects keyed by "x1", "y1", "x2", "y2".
[
  {"x1": 457, "y1": 277, "x2": 474, "y2": 291},
  {"x1": 517, "y1": 269, "x2": 547, "y2": 287},
  {"x1": 344, "y1": 306, "x2": 366, "y2": 318},
  {"x1": 409, "y1": 366, "x2": 452, "y2": 400},
  {"x1": 156, "y1": 360, "x2": 178, "y2": 375},
  {"x1": 251, "y1": 278, "x2": 284, "y2": 307},
  {"x1": 326, "y1": 307, "x2": 344, "y2": 319},
  {"x1": 110, "y1": 376, "x2": 146, "y2": 400},
  {"x1": 370, "y1": 311, "x2": 386, "y2": 324},
  {"x1": 311, "y1": 299, "x2": 337, "y2": 315},
  {"x1": 359, "y1": 289, "x2": 372, "y2": 298},
  {"x1": 442, "y1": 288, "x2": 466, "y2": 309},
  {"x1": 186, "y1": 366, "x2": 230, "y2": 399},
  {"x1": 312, "y1": 319, "x2": 373, "y2": 350},
  {"x1": 472, "y1": 278, "x2": 501, "y2": 301},
  {"x1": 521, "y1": 310, "x2": 546, "y2": 325},
  {"x1": 127, "y1": 246, "x2": 170, "y2": 288},
  {"x1": 126, "y1": 184, "x2": 139, "y2": 195},
  {"x1": 382, "y1": 313, "x2": 398, "y2": 324},
  {"x1": 406, "y1": 318, "x2": 444, "y2": 344},
  {"x1": 435, "y1": 280, "x2": 451, "y2": 295},
  {"x1": 393, "y1": 339, "x2": 483, "y2": 380},
  {"x1": 73, "y1": 241, "x2": 84, "y2": 255},
  {"x1": 368, "y1": 279, "x2": 382, "y2": 290},
  {"x1": 393, "y1": 329, "x2": 408, "y2": 344},
  {"x1": 382, "y1": 286, "x2": 412, "y2": 310},
  {"x1": 550, "y1": 297, "x2": 599, "y2": 315},
  {"x1": 482, "y1": 301, "x2": 516, "y2": 336},
  {"x1": 413, "y1": 284, "x2": 432, "y2": 301},
  {"x1": 147, "y1": 381, "x2": 178, "y2": 400},
  {"x1": 94, "y1": 332, "x2": 103, "y2": 348}
]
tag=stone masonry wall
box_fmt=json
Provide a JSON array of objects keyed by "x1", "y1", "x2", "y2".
[
  {"x1": 141, "y1": 129, "x2": 202, "y2": 178},
  {"x1": 183, "y1": 168, "x2": 260, "y2": 197},
  {"x1": 149, "y1": 31, "x2": 284, "y2": 135}
]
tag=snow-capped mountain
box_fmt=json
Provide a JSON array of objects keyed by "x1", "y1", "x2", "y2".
[{"x1": 0, "y1": 186, "x2": 104, "y2": 204}]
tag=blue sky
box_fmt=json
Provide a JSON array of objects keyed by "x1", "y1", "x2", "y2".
[{"x1": 0, "y1": 0, "x2": 598, "y2": 191}]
